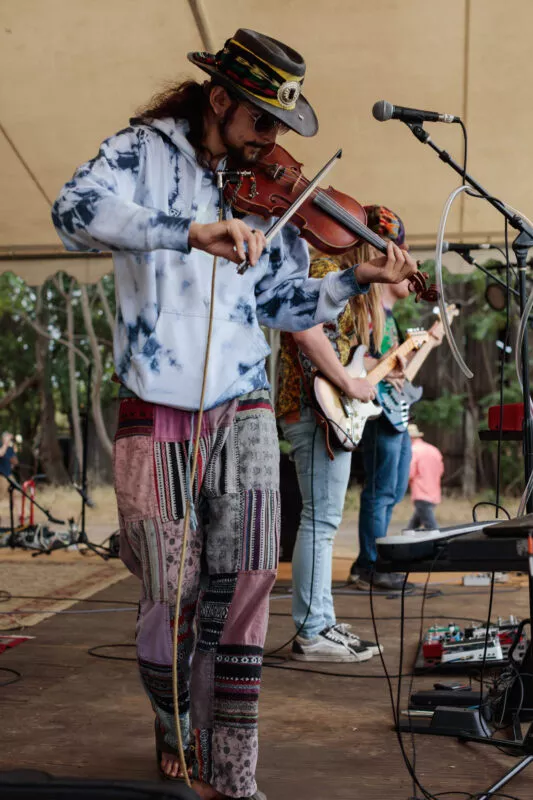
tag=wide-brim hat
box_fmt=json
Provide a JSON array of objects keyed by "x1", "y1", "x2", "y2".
[
  {"x1": 408, "y1": 424, "x2": 424, "y2": 438},
  {"x1": 188, "y1": 28, "x2": 318, "y2": 137}
]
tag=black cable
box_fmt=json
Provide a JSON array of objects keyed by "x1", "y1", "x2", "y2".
[
  {"x1": 458, "y1": 119, "x2": 468, "y2": 186},
  {"x1": 87, "y1": 643, "x2": 136, "y2": 662},
  {"x1": 0, "y1": 666, "x2": 21, "y2": 686},
  {"x1": 472, "y1": 502, "x2": 511, "y2": 522}
]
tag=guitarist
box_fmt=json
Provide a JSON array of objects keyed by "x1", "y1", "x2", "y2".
[
  {"x1": 275, "y1": 205, "x2": 409, "y2": 662},
  {"x1": 348, "y1": 207, "x2": 445, "y2": 590}
]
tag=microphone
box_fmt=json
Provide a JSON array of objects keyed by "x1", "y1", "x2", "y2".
[
  {"x1": 442, "y1": 241, "x2": 492, "y2": 253},
  {"x1": 373, "y1": 100, "x2": 460, "y2": 124}
]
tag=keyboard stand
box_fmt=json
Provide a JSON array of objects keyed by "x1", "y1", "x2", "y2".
[{"x1": 380, "y1": 527, "x2": 533, "y2": 797}]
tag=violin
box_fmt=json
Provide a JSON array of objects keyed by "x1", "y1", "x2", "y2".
[{"x1": 224, "y1": 144, "x2": 437, "y2": 303}]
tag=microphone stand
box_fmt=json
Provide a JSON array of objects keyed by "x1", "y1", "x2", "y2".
[
  {"x1": 3, "y1": 474, "x2": 70, "y2": 555},
  {"x1": 403, "y1": 120, "x2": 533, "y2": 797},
  {"x1": 4, "y1": 474, "x2": 65, "y2": 532},
  {"x1": 456, "y1": 251, "x2": 521, "y2": 301}
]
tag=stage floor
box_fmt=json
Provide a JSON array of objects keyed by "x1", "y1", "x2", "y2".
[{"x1": 0, "y1": 571, "x2": 531, "y2": 799}]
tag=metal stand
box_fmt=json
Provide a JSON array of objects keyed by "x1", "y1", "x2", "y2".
[
  {"x1": 74, "y1": 364, "x2": 111, "y2": 560},
  {"x1": 403, "y1": 120, "x2": 533, "y2": 794},
  {"x1": 4, "y1": 474, "x2": 65, "y2": 534}
]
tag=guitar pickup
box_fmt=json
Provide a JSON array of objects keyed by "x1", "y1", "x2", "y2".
[{"x1": 340, "y1": 395, "x2": 354, "y2": 417}]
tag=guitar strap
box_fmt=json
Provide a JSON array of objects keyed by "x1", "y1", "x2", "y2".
[{"x1": 287, "y1": 335, "x2": 335, "y2": 461}]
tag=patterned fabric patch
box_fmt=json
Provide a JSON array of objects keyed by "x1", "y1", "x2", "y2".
[
  {"x1": 214, "y1": 644, "x2": 263, "y2": 729},
  {"x1": 203, "y1": 493, "x2": 241, "y2": 575},
  {"x1": 194, "y1": 728, "x2": 213, "y2": 785},
  {"x1": 210, "y1": 724, "x2": 258, "y2": 798},
  {"x1": 190, "y1": 650, "x2": 215, "y2": 729},
  {"x1": 123, "y1": 518, "x2": 169, "y2": 602},
  {"x1": 164, "y1": 521, "x2": 203, "y2": 607},
  {"x1": 240, "y1": 489, "x2": 280, "y2": 571},
  {"x1": 114, "y1": 436, "x2": 158, "y2": 521},
  {"x1": 221, "y1": 571, "x2": 276, "y2": 647},
  {"x1": 154, "y1": 399, "x2": 238, "y2": 443},
  {"x1": 138, "y1": 658, "x2": 183, "y2": 716},
  {"x1": 115, "y1": 398, "x2": 154, "y2": 440},
  {"x1": 154, "y1": 427, "x2": 236, "y2": 523},
  {"x1": 197, "y1": 574, "x2": 238, "y2": 653},
  {"x1": 236, "y1": 408, "x2": 279, "y2": 491},
  {"x1": 235, "y1": 389, "x2": 273, "y2": 419}
]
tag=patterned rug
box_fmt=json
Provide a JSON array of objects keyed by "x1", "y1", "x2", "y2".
[{"x1": 0, "y1": 548, "x2": 128, "y2": 630}]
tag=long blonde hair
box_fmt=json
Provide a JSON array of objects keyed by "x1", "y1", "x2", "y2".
[{"x1": 338, "y1": 244, "x2": 384, "y2": 351}]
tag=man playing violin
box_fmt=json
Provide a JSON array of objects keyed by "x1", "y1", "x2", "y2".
[{"x1": 52, "y1": 28, "x2": 417, "y2": 800}]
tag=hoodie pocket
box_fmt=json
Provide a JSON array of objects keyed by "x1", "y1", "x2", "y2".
[{"x1": 129, "y1": 311, "x2": 270, "y2": 408}]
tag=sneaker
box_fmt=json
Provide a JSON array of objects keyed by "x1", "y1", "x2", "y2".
[
  {"x1": 348, "y1": 569, "x2": 414, "y2": 592},
  {"x1": 290, "y1": 626, "x2": 373, "y2": 663},
  {"x1": 331, "y1": 622, "x2": 383, "y2": 656}
]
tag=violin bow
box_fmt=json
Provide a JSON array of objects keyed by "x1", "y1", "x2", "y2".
[{"x1": 236, "y1": 149, "x2": 343, "y2": 275}]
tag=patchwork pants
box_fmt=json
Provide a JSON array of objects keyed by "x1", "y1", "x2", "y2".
[{"x1": 113, "y1": 390, "x2": 280, "y2": 798}]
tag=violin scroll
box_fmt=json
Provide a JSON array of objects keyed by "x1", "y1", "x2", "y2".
[{"x1": 410, "y1": 263, "x2": 439, "y2": 303}]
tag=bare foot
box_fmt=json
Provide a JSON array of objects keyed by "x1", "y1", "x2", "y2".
[
  {"x1": 160, "y1": 752, "x2": 189, "y2": 779},
  {"x1": 160, "y1": 757, "x2": 224, "y2": 799}
]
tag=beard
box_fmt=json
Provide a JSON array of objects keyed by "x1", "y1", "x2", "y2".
[{"x1": 219, "y1": 108, "x2": 270, "y2": 167}]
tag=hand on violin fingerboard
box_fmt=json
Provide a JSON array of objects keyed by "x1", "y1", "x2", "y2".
[
  {"x1": 189, "y1": 220, "x2": 267, "y2": 266},
  {"x1": 355, "y1": 241, "x2": 417, "y2": 285}
]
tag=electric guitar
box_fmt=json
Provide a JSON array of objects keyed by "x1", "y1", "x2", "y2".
[
  {"x1": 313, "y1": 329, "x2": 429, "y2": 451},
  {"x1": 376, "y1": 304, "x2": 459, "y2": 432}
]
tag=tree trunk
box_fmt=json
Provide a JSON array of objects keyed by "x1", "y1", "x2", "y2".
[
  {"x1": 96, "y1": 279, "x2": 115, "y2": 335},
  {"x1": 35, "y1": 290, "x2": 70, "y2": 485},
  {"x1": 79, "y1": 285, "x2": 113, "y2": 459},
  {"x1": 0, "y1": 373, "x2": 39, "y2": 410},
  {"x1": 65, "y1": 283, "x2": 83, "y2": 477}
]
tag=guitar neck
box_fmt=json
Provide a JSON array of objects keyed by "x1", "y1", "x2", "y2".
[
  {"x1": 403, "y1": 336, "x2": 438, "y2": 382},
  {"x1": 367, "y1": 336, "x2": 425, "y2": 386}
]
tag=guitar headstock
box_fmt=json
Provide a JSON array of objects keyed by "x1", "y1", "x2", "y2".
[{"x1": 430, "y1": 304, "x2": 460, "y2": 339}]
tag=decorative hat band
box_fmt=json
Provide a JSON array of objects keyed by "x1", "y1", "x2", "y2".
[
  {"x1": 206, "y1": 38, "x2": 303, "y2": 110},
  {"x1": 364, "y1": 205, "x2": 406, "y2": 247}
]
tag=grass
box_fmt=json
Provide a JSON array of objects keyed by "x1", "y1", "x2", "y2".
[
  {"x1": 0, "y1": 484, "x2": 119, "y2": 529},
  {"x1": 343, "y1": 485, "x2": 521, "y2": 524},
  {"x1": 1, "y1": 480, "x2": 521, "y2": 534}
]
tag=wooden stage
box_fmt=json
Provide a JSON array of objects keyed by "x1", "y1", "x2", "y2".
[{"x1": 0, "y1": 564, "x2": 532, "y2": 799}]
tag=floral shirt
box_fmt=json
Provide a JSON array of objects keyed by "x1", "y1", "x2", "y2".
[{"x1": 276, "y1": 256, "x2": 358, "y2": 418}]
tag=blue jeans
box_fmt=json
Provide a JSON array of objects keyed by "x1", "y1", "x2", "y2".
[
  {"x1": 279, "y1": 408, "x2": 352, "y2": 639},
  {"x1": 355, "y1": 417, "x2": 412, "y2": 570}
]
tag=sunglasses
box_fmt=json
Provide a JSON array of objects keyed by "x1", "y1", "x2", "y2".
[{"x1": 240, "y1": 102, "x2": 290, "y2": 135}]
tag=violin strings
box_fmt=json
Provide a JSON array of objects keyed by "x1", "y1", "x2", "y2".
[{"x1": 259, "y1": 163, "x2": 387, "y2": 253}]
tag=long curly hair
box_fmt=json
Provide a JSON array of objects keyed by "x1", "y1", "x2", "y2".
[{"x1": 133, "y1": 79, "x2": 210, "y2": 150}]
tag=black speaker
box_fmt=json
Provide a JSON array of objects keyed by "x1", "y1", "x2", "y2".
[
  {"x1": 279, "y1": 452, "x2": 302, "y2": 562},
  {"x1": 0, "y1": 770, "x2": 197, "y2": 799}
]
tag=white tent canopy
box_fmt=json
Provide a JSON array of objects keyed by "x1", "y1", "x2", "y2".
[{"x1": 2, "y1": 0, "x2": 533, "y2": 284}]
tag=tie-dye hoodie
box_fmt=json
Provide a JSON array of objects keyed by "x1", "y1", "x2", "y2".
[{"x1": 52, "y1": 118, "x2": 367, "y2": 410}]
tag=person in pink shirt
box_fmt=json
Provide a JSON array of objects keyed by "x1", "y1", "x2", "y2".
[{"x1": 407, "y1": 424, "x2": 444, "y2": 530}]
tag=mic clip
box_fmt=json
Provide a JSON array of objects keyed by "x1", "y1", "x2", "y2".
[{"x1": 404, "y1": 121, "x2": 430, "y2": 144}]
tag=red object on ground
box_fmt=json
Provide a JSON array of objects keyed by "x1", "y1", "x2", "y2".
[
  {"x1": 423, "y1": 641, "x2": 443, "y2": 660},
  {"x1": 488, "y1": 403, "x2": 524, "y2": 431},
  {"x1": 0, "y1": 635, "x2": 34, "y2": 656}
]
